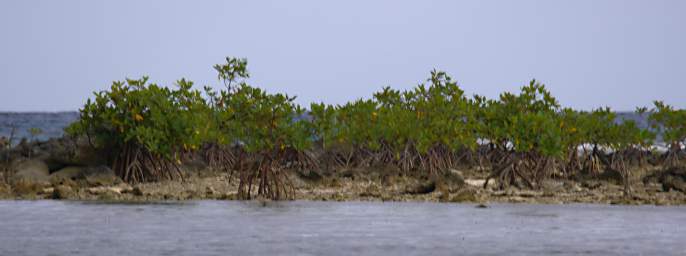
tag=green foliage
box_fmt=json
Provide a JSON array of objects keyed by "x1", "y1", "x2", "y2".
[
  {"x1": 318, "y1": 70, "x2": 478, "y2": 157},
  {"x1": 66, "y1": 77, "x2": 209, "y2": 159},
  {"x1": 484, "y1": 80, "x2": 563, "y2": 157},
  {"x1": 213, "y1": 57, "x2": 249, "y2": 91},
  {"x1": 609, "y1": 119, "x2": 653, "y2": 150},
  {"x1": 223, "y1": 84, "x2": 311, "y2": 153},
  {"x1": 65, "y1": 56, "x2": 680, "y2": 192},
  {"x1": 583, "y1": 108, "x2": 617, "y2": 147},
  {"x1": 336, "y1": 99, "x2": 380, "y2": 151},
  {"x1": 405, "y1": 70, "x2": 477, "y2": 153},
  {"x1": 309, "y1": 102, "x2": 339, "y2": 150},
  {"x1": 650, "y1": 101, "x2": 686, "y2": 147},
  {"x1": 209, "y1": 57, "x2": 311, "y2": 153}
]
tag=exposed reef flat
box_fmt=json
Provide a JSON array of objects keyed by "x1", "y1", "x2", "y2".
[{"x1": 2, "y1": 161, "x2": 685, "y2": 205}]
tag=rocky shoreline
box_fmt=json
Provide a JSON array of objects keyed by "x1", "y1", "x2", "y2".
[
  {"x1": 2, "y1": 159, "x2": 686, "y2": 206},
  {"x1": 7, "y1": 132, "x2": 684, "y2": 205}
]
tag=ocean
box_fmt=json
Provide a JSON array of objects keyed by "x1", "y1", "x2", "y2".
[{"x1": 0, "y1": 112, "x2": 79, "y2": 143}]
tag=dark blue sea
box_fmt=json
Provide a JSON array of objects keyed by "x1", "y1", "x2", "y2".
[{"x1": 0, "y1": 112, "x2": 79, "y2": 143}]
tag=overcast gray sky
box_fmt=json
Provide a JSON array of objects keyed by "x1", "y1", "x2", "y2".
[{"x1": 0, "y1": 0, "x2": 684, "y2": 112}]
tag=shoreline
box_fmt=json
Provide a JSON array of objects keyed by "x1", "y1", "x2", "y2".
[
  {"x1": 2, "y1": 137, "x2": 685, "y2": 206},
  {"x1": 2, "y1": 167, "x2": 685, "y2": 206}
]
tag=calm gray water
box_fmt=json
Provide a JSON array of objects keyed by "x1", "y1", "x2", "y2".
[{"x1": 0, "y1": 201, "x2": 684, "y2": 256}]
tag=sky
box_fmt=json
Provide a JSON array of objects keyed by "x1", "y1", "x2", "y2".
[{"x1": 0, "y1": 0, "x2": 684, "y2": 112}]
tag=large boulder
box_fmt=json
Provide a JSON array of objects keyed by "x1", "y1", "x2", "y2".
[
  {"x1": 12, "y1": 159, "x2": 50, "y2": 181},
  {"x1": 49, "y1": 166, "x2": 85, "y2": 183},
  {"x1": 10, "y1": 159, "x2": 51, "y2": 194},
  {"x1": 442, "y1": 169, "x2": 466, "y2": 191},
  {"x1": 405, "y1": 180, "x2": 436, "y2": 195},
  {"x1": 597, "y1": 168, "x2": 624, "y2": 184},
  {"x1": 12, "y1": 159, "x2": 49, "y2": 177},
  {"x1": 446, "y1": 169, "x2": 465, "y2": 182},
  {"x1": 662, "y1": 176, "x2": 686, "y2": 193},
  {"x1": 83, "y1": 166, "x2": 122, "y2": 186},
  {"x1": 644, "y1": 167, "x2": 686, "y2": 193},
  {"x1": 39, "y1": 137, "x2": 108, "y2": 171}
]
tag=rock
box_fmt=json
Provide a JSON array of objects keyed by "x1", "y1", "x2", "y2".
[
  {"x1": 444, "y1": 169, "x2": 465, "y2": 186},
  {"x1": 113, "y1": 183, "x2": 133, "y2": 194},
  {"x1": 0, "y1": 184, "x2": 11, "y2": 198},
  {"x1": 49, "y1": 166, "x2": 85, "y2": 183},
  {"x1": 83, "y1": 166, "x2": 121, "y2": 186},
  {"x1": 359, "y1": 184, "x2": 382, "y2": 197},
  {"x1": 178, "y1": 190, "x2": 195, "y2": 200},
  {"x1": 451, "y1": 188, "x2": 478, "y2": 202},
  {"x1": 492, "y1": 190, "x2": 508, "y2": 197},
  {"x1": 509, "y1": 196, "x2": 527, "y2": 203},
  {"x1": 288, "y1": 173, "x2": 309, "y2": 189},
  {"x1": 338, "y1": 169, "x2": 355, "y2": 179},
  {"x1": 380, "y1": 175, "x2": 396, "y2": 186},
  {"x1": 610, "y1": 197, "x2": 638, "y2": 205},
  {"x1": 598, "y1": 169, "x2": 623, "y2": 184},
  {"x1": 98, "y1": 187, "x2": 123, "y2": 200},
  {"x1": 541, "y1": 179, "x2": 565, "y2": 190},
  {"x1": 297, "y1": 169, "x2": 323, "y2": 181},
  {"x1": 328, "y1": 177, "x2": 342, "y2": 187},
  {"x1": 30, "y1": 139, "x2": 71, "y2": 170},
  {"x1": 542, "y1": 188, "x2": 556, "y2": 197},
  {"x1": 405, "y1": 180, "x2": 436, "y2": 195},
  {"x1": 465, "y1": 179, "x2": 495, "y2": 188},
  {"x1": 52, "y1": 185, "x2": 74, "y2": 199},
  {"x1": 131, "y1": 186, "x2": 144, "y2": 196},
  {"x1": 206, "y1": 186, "x2": 216, "y2": 195},
  {"x1": 12, "y1": 159, "x2": 50, "y2": 177},
  {"x1": 182, "y1": 158, "x2": 208, "y2": 173},
  {"x1": 581, "y1": 180, "x2": 602, "y2": 190},
  {"x1": 10, "y1": 159, "x2": 51, "y2": 194},
  {"x1": 87, "y1": 186, "x2": 112, "y2": 195},
  {"x1": 218, "y1": 192, "x2": 237, "y2": 200},
  {"x1": 41, "y1": 137, "x2": 107, "y2": 170},
  {"x1": 87, "y1": 185, "x2": 129, "y2": 195},
  {"x1": 649, "y1": 167, "x2": 686, "y2": 193},
  {"x1": 438, "y1": 190, "x2": 450, "y2": 202},
  {"x1": 42, "y1": 187, "x2": 55, "y2": 194},
  {"x1": 516, "y1": 190, "x2": 542, "y2": 198},
  {"x1": 662, "y1": 176, "x2": 686, "y2": 193},
  {"x1": 475, "y1": 204, "x2": 489, "y2": 208},
  {"x1": 53, "y1": 177, "x2": 79, "y2": 189},
  {"x1": 97, "y1": 190, "x2": 120, "y2": 201},
  {"x1": 331, "y1": 192, "x2": 346, "y2": 201},
  {"x1": 563, "y1": 181, "x2": 584, "y2": 192},
  {"x1": 644, "y1": 182, "x2": 663, "y2": 193}
]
